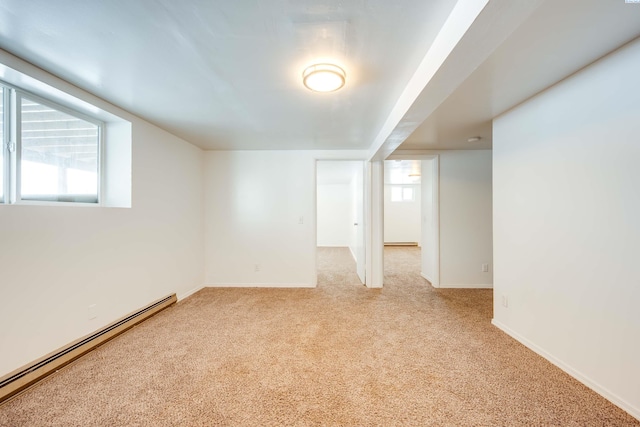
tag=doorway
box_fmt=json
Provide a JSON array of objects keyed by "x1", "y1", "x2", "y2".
[
  {"x1": 316, "y1": 160, "x2": 365, "y2": 286},
  {"x1": 383, "y1": 157, "x2": 439, "y2": 286},
  {"x1": 383, "y1": 160, "x2": 422, "y2": 278}
]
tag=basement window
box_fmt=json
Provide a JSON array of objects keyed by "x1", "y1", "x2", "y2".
[
  {"x1": 391, "y1": 186, "x2": 415, "y2": 202},
  {"x1": 1, "y1": 83, "x2": 102, "y2": 204}
]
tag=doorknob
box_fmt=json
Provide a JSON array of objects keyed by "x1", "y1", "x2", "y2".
[{"x1": 354, "y1": 223, "x2": 359, "y2": 226}]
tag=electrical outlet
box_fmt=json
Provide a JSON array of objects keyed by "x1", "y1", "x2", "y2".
[
  {"x1": 254, "y1": 264, "x2": 260, "y2": 272},
  {"x1": 482, "y1": 263, "x2": 489, "y2": 272},
  {"x1": 88, "y1": 304, "x2": 97, "y2": 320},
  {"x1": 298, "y1": 216, "x2": 304, "y2": 224},
  {"x1": 501, "y1": 295, "x2": 508, "y2": 308}
]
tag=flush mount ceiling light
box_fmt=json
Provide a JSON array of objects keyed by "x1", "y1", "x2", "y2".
[
  {"x1": 303, "y1": 63, "x2": 346, "y2": 92},
  {"x1": 467, "y1": 136, "x2": 482, "y2": 143}
]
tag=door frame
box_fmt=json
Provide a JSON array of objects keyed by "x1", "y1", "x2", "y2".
[
  {"x1": 314, "y1": 158, "x2": 367, "y2": 286},
  {"x1": 384, "y1": 152, "x2": 440, "y2": 287}
]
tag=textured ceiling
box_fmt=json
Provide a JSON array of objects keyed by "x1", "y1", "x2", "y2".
[
  {"x1": 400, "y1": 0, "x2": 640, "y2": 151},
  {"x1": 0, "y1": 0, "x2": 457, "y2": 150}
]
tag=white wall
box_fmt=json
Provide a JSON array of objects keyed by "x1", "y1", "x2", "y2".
[
  {"x1": 0, "y1": 51, "x2": 205, "y2": 377},
  {"x1": 204, "y1": 151, "x2": 316, "y2": 287},
  {"x1": 439, "y1": 150, "x2": 493, "y2": 287},
  {"x1": 384, "y1": 184, "x2": 421, "y2": 244},
  {"x1": 317, "y1": 184, "x2": 352, "y2": 247},
  {"x1": 493, "y1": 38, "x2": 640, "y2": 419}
]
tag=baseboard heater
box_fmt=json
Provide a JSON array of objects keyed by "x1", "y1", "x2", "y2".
[
  {"x1": 0, "y1": 293, "x2": 177, "y2": 405},
  {"x1": 384, "y1": 242, "x2": 418, "y2": 246}
]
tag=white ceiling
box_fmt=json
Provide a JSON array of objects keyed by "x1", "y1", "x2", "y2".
[
  {"x1": 0, "y1": 0, "x2": 457, "y2": 150},
  {"x1": 400, "y1": 0, "x2": 640, "y2": 151},
  {"x1": 1, "y1": 1, "x2": 639, "y2": 155}
]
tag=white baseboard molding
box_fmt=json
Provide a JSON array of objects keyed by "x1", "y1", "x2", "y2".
[
  {"x1": 177, "y1": 285, "x2": 205, "y2": 301},
  {"x1": 422, "y1": 273, "x2": 441, "y2": 288},
  {"x1": 206, "y1": 283, "x2": 316, "y2": 288},
  {"x1": 421, "y1": 272, "x2": 434, "y2": 285},
  {"x1": 438, "y1": 283, "x2": 493, "y2": 289},
  {"x1": 349, "y1": 246, "x2": 357, "y2": 263},
  {"x1": 492, "y1": 319, "x2": 640, "y2": 421}
]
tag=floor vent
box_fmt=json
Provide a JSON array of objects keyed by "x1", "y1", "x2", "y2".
[{"x1": 0, "y1": 293, "x2": 177, "y2": 405}]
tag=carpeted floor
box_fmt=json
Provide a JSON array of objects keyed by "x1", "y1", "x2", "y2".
[{"x1": 1, "y1": 247, "x2": 638, "y2": 426}]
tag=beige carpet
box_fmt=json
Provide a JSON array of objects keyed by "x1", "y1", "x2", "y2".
[{"x1": 1, "y1": 247, "x2": 637, "y2": 426}]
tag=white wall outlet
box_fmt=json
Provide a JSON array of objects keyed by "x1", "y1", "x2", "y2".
[
  {"x1": 298, "y1": 216, "x2": 304, "y2": 224},
  {"x1": 501, "y1": 295, "x2": 508, "y2": 308},
  {"x1": 254, "y1": 264, "x2": 260, "y2": 272},
  {"x1": 482, "y1": 263, "x2": 489, "y2": 272},
  {"x1": 88, "y1": 304, "x2": 97, "y2": 320}
]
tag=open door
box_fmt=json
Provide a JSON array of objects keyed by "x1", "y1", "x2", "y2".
[
  {"x1": 316, "y1": 160, "x2": 366, "y2": 285},
  {"x1": 353, "y1": 161, "x2": 365, "y2": 284}
]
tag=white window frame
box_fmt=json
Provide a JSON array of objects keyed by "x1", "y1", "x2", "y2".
[{"x1": 0, "y1": 79, "x2": 104, "y2": 206}]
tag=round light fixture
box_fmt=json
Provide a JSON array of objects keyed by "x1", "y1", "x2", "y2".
[{"x1": 302, "y1": 63, "x2": 346, "y2": 92}]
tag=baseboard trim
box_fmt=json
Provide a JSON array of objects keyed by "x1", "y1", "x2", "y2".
[
  {"x1": 421, "y1": 272, "x2": 434, "y2": 285},
  {"x1": 177, "y1": 285, "x2": 205, "y2": 301},
  {"x1": 0, "y1": 294, "x2": 176, "y2": 405},
  {"x1": 438, "y1": 283, "x2": 493, "y2": 289},
  {"x1": 492, "y1": 319, "x2": 640, "y2": 421},
  {"x1": 206, "y1": 283, "x2": 315, "y2": 288},
  {"x1": 349, "y1": 246, "x2": 357, "y2": 263}
]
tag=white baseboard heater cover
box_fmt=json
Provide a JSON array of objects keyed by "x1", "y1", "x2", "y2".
[
  {"x1": 384, "y1": 242, "x2": 418, "y2": 246},
  {"x1": 0, "y1": 293, "x2": 177, "y2": 404}
]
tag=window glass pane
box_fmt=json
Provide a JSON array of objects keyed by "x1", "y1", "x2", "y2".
[
  {"x1": 391, "y1": 186, "x2": 402, "y2": 202},
  {"x1": 402, "y1": 187, "x2": 414, "y2": 201},
  {"x1": 20, "y1": 97, "x2": 99, "y2": 202},
  {"x1": 0, "y1": 86, "x2": 4, "y2": 202}
]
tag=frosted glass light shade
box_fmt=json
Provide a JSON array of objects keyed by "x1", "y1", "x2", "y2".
[{"x1": 302, "y1": 64, "x2": 346, "y2": 92}]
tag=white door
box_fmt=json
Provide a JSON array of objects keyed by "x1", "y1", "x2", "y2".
[
  {"x1": 353, "y1": 162, "x2": 366, "y2": 284},
  {"x1": 316, "y1": 160, "x2": 366, "y2": 284},
  {"x1": 354, "y1": 161, "x2": 366, "y2": 284}
]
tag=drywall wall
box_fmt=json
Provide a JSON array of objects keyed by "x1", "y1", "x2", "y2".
[
  {"x1": 204, "y1": 150, "x2": 317, "y2": 287},
  {"x1": 493, "y1": 38, "x2": 640, "y2": 419},
  {"x1": 0, "y1": 51, "x2": 205, "y2": 377},
  {"x1": 317, "y1": 183, "x2": 352, "y2": 247},
  {"x1": 384, "y1": 184, "x2": 421, "y2": 244},
  {"x1": 439, "y1": 150, "x2": 493, "y2": 287}
]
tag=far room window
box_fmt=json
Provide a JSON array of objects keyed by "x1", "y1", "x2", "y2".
[
  {"x1": 1, "y1": 83, "x2": 102, "y2": 204},
  {"x1": 391, "y1": 186, "x2": 414, "y2": 202}
]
